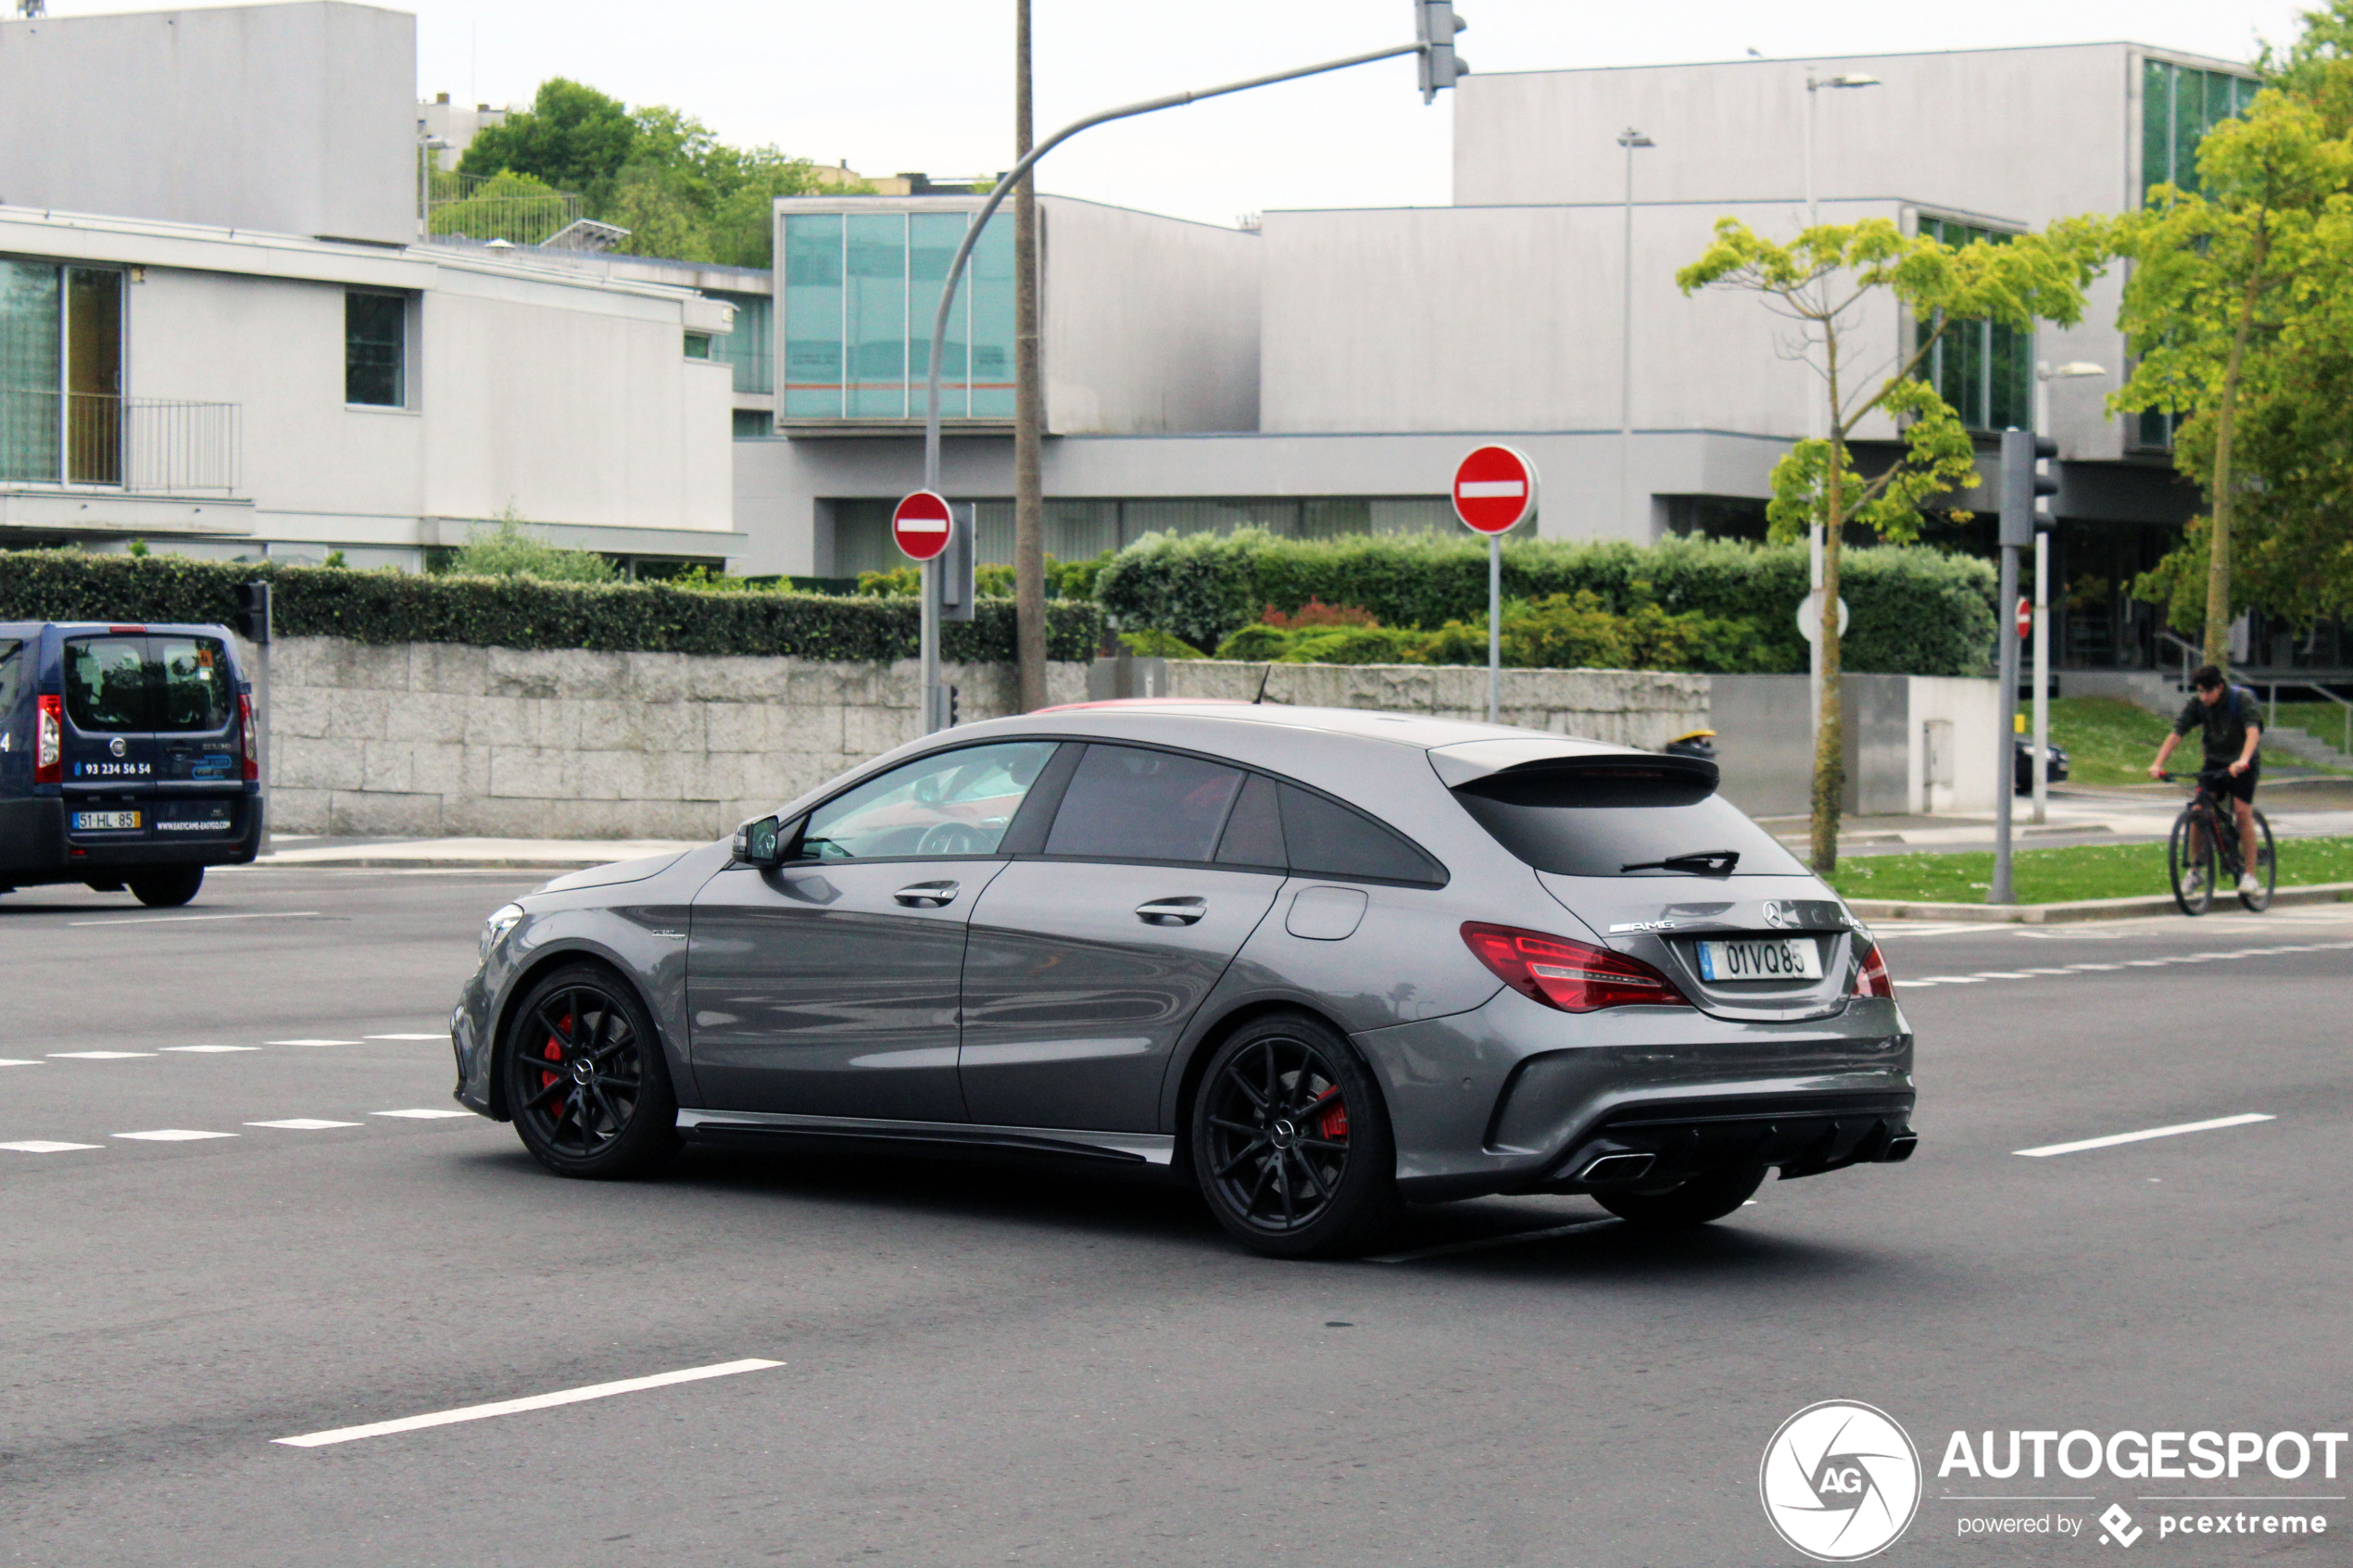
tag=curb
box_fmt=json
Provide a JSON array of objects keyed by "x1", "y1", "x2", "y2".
[{"x1": 1850, "y1": 881, "x2": 2353, "y2": 924}]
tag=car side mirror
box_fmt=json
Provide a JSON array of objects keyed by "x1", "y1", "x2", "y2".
[{"x1": 732, "y1": 814, "x2": 786, "y2": 870}]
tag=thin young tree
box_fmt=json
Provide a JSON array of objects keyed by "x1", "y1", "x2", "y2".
[
  {"x1": 1012, "y1": 0, "x2": 1050, "y2": 711},
  {"x1": 1679, "y1": 218, "x2": 2096, "y2": 872}
]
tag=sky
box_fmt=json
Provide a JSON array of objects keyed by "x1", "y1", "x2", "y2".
[{"x1": 58, "y1": 0, "x2": 2320, "y2": 227}]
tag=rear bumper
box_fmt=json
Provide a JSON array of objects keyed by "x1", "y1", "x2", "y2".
[
  {"x1": 0, "y1": 796, "x2": 263, "y2": 884},
  {"x1": 1538, "y1": 1089, "x2": 1916, "y2": 1195}
]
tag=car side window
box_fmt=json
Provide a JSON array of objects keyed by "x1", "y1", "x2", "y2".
[
  {"x1": 1214, "y1": 772, "x2": 1286, "y2": 869},
  {"x1": 63, "y1": 635, "x2": 150, "y2": 732},
  {"x1": 1044, "y1": 744, "x2": 1246, "y2": 864},
  {"x1": 1277, "y1": 783, "x2": 1447, "y2": 886},
  {"x1": 799, "y1": 741, "x2": 1058, "y2": 860}
]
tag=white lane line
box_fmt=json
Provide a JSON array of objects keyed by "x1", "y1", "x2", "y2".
[
  {"x1": 67, "y1": 910, "x2": 321, "y2": 928},
  {"x1": 371, "y1": 1108, "x2": 474, "y2": 1120},
  {"x1": 1367, "y1": 1216, "x2": 1621, "y2": 1264},
  {"x1": 1918, "y1": 975, "x2": 1984, "y2": 985},
  {"x1": 1971, "y1": 972, "x2": 2035, "y2": 979},
  {"x1": 247, "y1": 1119, "x2": 363, "y2": 1131},
  {"x1": 2016, "y1": 968, "x2": 2073, "y2": 975},
  {"x1": 2124, "y1": 959, "x2": 2171, "y2": 967},
  {"x1": 268, "y1": 1039, "x2": 360, "y2": 1047},
  {"x1": 2067, "y1": 962, "x2": 2123, "y2": 971},
  {"x1": 113, "y1": 1129, "x2": 238, "y2": 1142},
  {"x1": 366, "y1": 1034, "x2": 448, "y2": 1041},
  {"x1": 1, "y1": 1140, "x2": 102, "y2": 1153},
  {"x1": 0, "y1": 1058, "x2": 43, "y2": 1068},
  {"x1": 164, "y1": 1045, "x2": 260, "y2": 1054},
  {"x1": 1894, "y1": 980, "x2": 1938, "y2": 989},
  {"x1": 271, "y1": 1358, "x2": 786, "y2": 1448},
  {"x1": 48, "y1": 1050, "x2": 157, "y2": 1060},
  {"x1": 2016, "y1": 1113, "x2": 2275, "y2": 1159}
]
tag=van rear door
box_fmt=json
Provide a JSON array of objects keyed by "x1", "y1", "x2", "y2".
[
  {"x1": 59, "y1": 633, "x2": 158, "y2": 842},
  {"x1": 148, "y1": 633, "x2": 246, "y2": 841}
]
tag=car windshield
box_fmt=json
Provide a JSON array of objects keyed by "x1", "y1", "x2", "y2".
[
  {"x1": 1451, "y1": 760, "x2": 1805, "y2": 878},
  {"x1": 800, "y1": 741, "x2": 1058, "y2": 859}
]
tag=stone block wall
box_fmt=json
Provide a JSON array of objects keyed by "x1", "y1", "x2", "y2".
[
  {"x1": 264, "y1": 637, "x2": 1088, "y2": 838},
  {"x1": 1163, "y1": 661, "x2": 1710, "y2": 752}
]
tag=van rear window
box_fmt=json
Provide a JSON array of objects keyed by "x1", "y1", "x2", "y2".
[
  {"x1": 64, "y1": 636, "x2": 149, "y2": 732},
  {"x1": 1451, "y1": 760, "x2": 1805, "y2": 878},
  {"x1": 62, "y1": 634, "x2": 235, "y2": 734},
  {"x1": 0, "y1": 640, "x2": 21, "y2": 717}
]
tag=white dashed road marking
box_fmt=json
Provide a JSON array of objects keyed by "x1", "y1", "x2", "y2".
[
  {"x1": 113, "y1": 1129, "x2": 237, "y2": 1143},
  {"x1": 247, "y1": 1119, "x2": 363, "y2": 1131},
  {"x1": 164, "y1": 1045, "x2": 260, "y2": 1053},
  {"x1": 67, "y1": 910, "x2": 321, "y2": 928},
  {"x1": 366, "y1": 1034, "x2": 448, "y2": 1041},
  {"x1": 271, "y1": 1358, "x2": 786, "y2": 1449},
  {"x1": 371, "y1": 1109, "x2": 472, "y2": 1120},
  {"x1": 0, "y1": 1058, "x2": 42, "y2": 1067},
  {"x1": 2016, "y1": 1113, "x2": 2276, "y2": 1159},
  {"x1": 1, "y1": 1140, "x2": 102, "y2": 1153},
  {"x1": 49, "y1": 1051, "x2": 156, "y2": 1060},
  {"x1": 267, "y1": 1040, "x2": 361, "y2": 1047}
]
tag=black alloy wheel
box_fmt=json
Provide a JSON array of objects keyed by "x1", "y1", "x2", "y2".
[
  {"x1": 1191, "y1": 1014, "x2": 1398, "y2": 1259},
  {"x1": 129, "y1": 868, "x2": 204, "y2": 908},
  {"x1": 1595, "y1": 1164, "x2": 1768, "y2": 1230},
  {"x1": 2169, "y1": 806, "x2": 2216, "y2": 917},
  {"x1": 2238, "y1": 809, "x2": 2277, "y2": 912},
  {"x1": 503, "y1": 964, "x2": 679, "y2": 1179}
]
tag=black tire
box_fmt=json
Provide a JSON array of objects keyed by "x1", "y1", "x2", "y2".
[
  {"x1": 1595, "y1": 1165, "x2": 1767, "y2": 1230},
  {"x1": 129, "y1": 868, "x2": 203, "y2": 908},
  {"x1": 502, "y1": 963, "x2": 680, "y2": 1179},
  {"x1": 2238, "y1": 809, "x2": 2276, "y2": 912},
  {"x1": 2169, "y1": 807, "x2": 2215, "y2": 916},
  {"x1": 1190, "y1": 1012, "x2": 1399, "y2": 1260}
]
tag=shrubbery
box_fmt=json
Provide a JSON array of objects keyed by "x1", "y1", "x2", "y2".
[
  {"x1": 0, "y1": 550, "x2": 1103, "y2": 662},
  {"x1": 1211, "y1": 591, "x2": 1777, "y2": 672},
  {"x1": 1097, "y1": 530, "x2": 1998, "y2": 677}
]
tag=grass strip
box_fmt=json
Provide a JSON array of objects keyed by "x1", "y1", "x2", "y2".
[{"x1": 1827, "y1": 834, "x2": 2353, "y2": 905}]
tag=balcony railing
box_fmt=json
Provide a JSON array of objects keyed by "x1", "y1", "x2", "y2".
[{"x1": 0, "y1": 391, "x2": 242, "y2": 495}]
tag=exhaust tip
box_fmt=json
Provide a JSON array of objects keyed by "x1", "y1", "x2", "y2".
[
  {"x1": 1879, "y1": 1132, "x2": 1919, "y2": 1163},
  {"x1": 1578, "y1": 1150, "x2": 1657, "y2": 1183}
]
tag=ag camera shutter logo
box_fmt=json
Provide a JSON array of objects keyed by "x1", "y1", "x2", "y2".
[{"x1": 1760, "y1": 1400, "x2": 1923, "y2": 1561}]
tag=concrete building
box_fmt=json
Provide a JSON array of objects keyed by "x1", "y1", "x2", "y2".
[
  {"x1": 0, "y1": 2, "x2": 740, "y2": 571},
  {"x1": 734, "y1": 42, "x2": 2259, "y2": 668}
]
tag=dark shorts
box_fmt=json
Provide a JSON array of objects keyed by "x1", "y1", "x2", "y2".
[{"x1": 2205, "y1": 761, "x2": 2259, "y2": 803}]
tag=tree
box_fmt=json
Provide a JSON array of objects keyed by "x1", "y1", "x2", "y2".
[
  {"x1": 459, "y1": 80, "x2": 640, "y2": 208},
  {"x1": 2118, "y1": 12, "x2": 2353, "y2": 651},
  {"x1": 1679, "y1": 218, "x2": 2097, "y2": 871}
]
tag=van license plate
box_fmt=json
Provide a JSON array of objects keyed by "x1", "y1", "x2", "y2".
[
  {"x1": 73, "y1": 810, "x2": 142, "y2": 832},
  {"x1": 1695, "y1": 937, "x2": 1820, "y2": 982}
]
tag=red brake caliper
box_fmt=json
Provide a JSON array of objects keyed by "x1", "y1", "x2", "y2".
[
  {"x1": 541, "y1": 1015, "x2": 568, "y2": 1110},
  {"x1": 1313, "y1": 1084, "x2": 1348, "y2": 1142}
]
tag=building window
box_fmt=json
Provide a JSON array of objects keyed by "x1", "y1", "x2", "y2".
[
  {"x1": 732, "y1": 408, "x2": 773, "y2": 439},
  {"x1": 684, "y1": 332, "x2": 713, "y2": 359},
  {"x1": 1914, "y1": 217, "x2": 2031, "y2": 433},
  {"x1": 2, "y1": 258, "x2": 123, "y2": 483},
  {"x1": 345, "y1": 292, "x2": 407, "y2": 408},
  {"x1": 781, "y1": 207, "x2": 1014, "y2": 420},
  {"x1": 711, "y1": 290, "x2": 773, "y2": 395},
  {"x1": 2143, "y1": 58, "x2": 2259, "y2": 205}
]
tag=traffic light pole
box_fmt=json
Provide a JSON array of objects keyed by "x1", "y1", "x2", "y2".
[
  {"x1": 1991, "y1": 542, "x2": 2020, "y2": 906},
  {"x1": 918, "y1": 39, "x2": 1429, "y2": 497},
  {"x1": 1990, "y1": 427, "x2": 2057, "y2": 906}
]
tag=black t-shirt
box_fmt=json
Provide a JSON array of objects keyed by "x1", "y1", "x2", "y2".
[{"x1": 2175, "y1": 685, "x2": 2261, "y2": 768}]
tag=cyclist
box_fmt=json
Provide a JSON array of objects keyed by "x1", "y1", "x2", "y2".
[{"x1": 2149, "y1": 663, "x2": 2263, "y2": 897}]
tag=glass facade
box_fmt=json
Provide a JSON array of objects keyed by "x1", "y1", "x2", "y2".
[
  {"x1": 710, "y1": 289, "x2": 773, "y2": 395},
  {"x1": 829, "y1": 496, "x2": 1453, "y2": 578},
  {"x1": 782, "y1": 208, "x2": 1013, "y2": 420},
  {"x1": 2137, "y1": 60, "x2": 2258, "y2": 448},
  {"x1": 1914, "y1": 216, "x2": 2032, "y2": 433}
]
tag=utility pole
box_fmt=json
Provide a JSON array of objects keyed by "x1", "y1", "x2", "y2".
[
  {"x1": 1012, "y1": 0, "x2": 1048, "y2": 712},
  {"x1": 1616, "y1": 128, "x2": 1653, "y2": 535}
]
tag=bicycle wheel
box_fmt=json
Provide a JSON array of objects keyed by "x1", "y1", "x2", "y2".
[
  {"x1": 2238, "y1": 809, "x2": 2277, "y2": 912},
  {"x1": 2169, "y1": 807, "x2": 2215, "y2": 916}
]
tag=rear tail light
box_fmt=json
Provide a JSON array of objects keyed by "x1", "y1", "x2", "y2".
[
  {"x1": 1853, "y1": 942, "x2": 1894, "y2": 998},
  {"x1": 1461, "y1": 922, "x2": 1691, "y2": 1013},
  {"x1": 237, "y1": 692, "x2": 259, "y2": 782},
  {"x1": 34, "y1": 694, "x2": 63, "y2": 784}
]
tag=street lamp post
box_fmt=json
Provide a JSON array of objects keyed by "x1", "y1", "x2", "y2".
[
  {"x1": 2030, "y1": 359, "x2": 2108, "y2": 825},
  {"x1": 1617, "y1": 128, "x2": 1655, "y2": 536},
  {"x1": 1799, "y1": 70, "x2": 1879, "y2": 747}
]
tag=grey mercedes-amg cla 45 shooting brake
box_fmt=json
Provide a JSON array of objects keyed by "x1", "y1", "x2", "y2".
[{"x1": 452, "y1": 702, "x2": 1916, "y2": 1258}]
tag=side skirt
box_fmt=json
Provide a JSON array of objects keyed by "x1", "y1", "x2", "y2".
[{"x1": 675, "y1": 1108, "x2": 1175, "y2": 1167}]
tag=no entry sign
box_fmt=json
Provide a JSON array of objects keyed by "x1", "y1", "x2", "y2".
[
  {"x1": 1452, "y1": 445, "x2": 1539, "y2": 534},
  {"x1": 892, "y1": 490, "x2": 953, "y2": 562},
  {"x1": 2017, "y1": 596, "x2": 2033, "y2": 638}
]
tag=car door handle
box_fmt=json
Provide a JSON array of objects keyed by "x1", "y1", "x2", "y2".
[
  {"x1": 1136, "y1": 897, "x2": 1206, "y2": 926},
  {"x1": 894, "y1": 880, "x2": 960, "y2": 907}
]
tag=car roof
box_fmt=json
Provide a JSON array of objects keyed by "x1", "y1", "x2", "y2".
[
  {"x1": 1005, "y1": 700, "x2": 1638, "y2": 758},
  {"x1": 0, "y1": 621, "x2": 234, "y2": 636}
]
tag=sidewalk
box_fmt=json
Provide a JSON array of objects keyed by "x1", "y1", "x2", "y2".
[
  {"x1": 1759, "y1": 778, "x2": 2353, "y2": 857},
  {"x1": 255, "y1": 836, "x2": 705, "y2": 871}
]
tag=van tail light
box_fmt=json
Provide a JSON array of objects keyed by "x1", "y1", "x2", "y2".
[
  {"x1": 1460, "y1": 922, "x2": 1691, "y2": 1013},
  {"x1": 34, "y1": 694, "x2": 63, "y2": 784},
  {"x1": 1854, "y1": 942, "x2": 1894, "y2": 998},
  {"x1": 238, "y1": 693, "x2": 259, "y2": 782}
]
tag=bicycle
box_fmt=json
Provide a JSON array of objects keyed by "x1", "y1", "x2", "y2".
[{"x1": 2161, "y1": 769, "x2": 2275, "y2": 916}]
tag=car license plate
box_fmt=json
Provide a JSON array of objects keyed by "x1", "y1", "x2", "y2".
[
  {"x1": 1695, "y1": 937, "x2": 1821, "y2": 982},
  {"x1": 73, "y1": 809, "x2": 142, "y2": 832}
]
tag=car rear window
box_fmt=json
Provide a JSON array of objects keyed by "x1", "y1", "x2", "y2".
[
  {"x1": 1451, "y1": 759, "x2": 1805, "y2": 878},
  {"x1": 63, "y1": 635, "x2": 150, "y2": 732},
  {"x1": 1045, "y1": 744, "x2": 1245, "y2": 863}
]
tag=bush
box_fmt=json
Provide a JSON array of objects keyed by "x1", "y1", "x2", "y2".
[
  {"x1": 1117, "y1": 627, "x2": 1205, "y2": 659},
  {"x1": 0, "y1": 549, "x2": 1103, "y2": 662},
  {"x1": 1216, "y1": 591, "x2": 1778, "y2": 672},
  {"x1": 446, "y1": 516, "x2": 618, "y2": 583},
  {"x1": 1097, "y1": 532, "x2": 1996, "y2": 676}
]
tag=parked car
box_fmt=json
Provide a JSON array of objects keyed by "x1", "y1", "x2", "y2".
[
  {"x1": 0, "y1": 621, "x2": 263, "y2": 907},
  {"x1": 2014, "y1": 736, "x2": 2070, "y2": 795},
  {"x1": 453, "y1": 703, "x2": 1918, "y2": 1258}
]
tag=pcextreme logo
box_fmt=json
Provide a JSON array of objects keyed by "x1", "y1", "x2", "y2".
[{"x1": 1760, "y1": 1400, "x2": 1925, "y2": 1562}]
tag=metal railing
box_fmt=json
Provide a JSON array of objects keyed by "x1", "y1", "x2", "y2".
[
  {"x1": 424, "y1": 169, "x2": 587, "y2": 247},
  {"x1": 0, "y1": 390, "x2": 241, "y2": 495}
]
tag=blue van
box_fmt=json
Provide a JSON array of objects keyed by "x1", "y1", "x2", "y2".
[{"x1": 0, "y1": 622, "x2": 264, "y2": 907}]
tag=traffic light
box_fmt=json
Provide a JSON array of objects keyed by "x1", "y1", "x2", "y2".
[
  {"x1": 233, "y1": 581, "x2": 271, "y2": 645},
  {"x1": 1997, "y1": 428, "x2": 2059, "y2": 547},
  {"x1": 1416, "y1": 2, "x2": 1466, "y2": 103},
  {"x1": 937, "y1": 502, "x2": 975, "y2": 624}
]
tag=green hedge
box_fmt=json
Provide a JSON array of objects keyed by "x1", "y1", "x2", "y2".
[
  {"x1": 1093, "y1": 531, "x2": 1999, "y2": 677},
  {"x1": 0, "y1": 550, "x2": 1105, "y2": 662}
]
